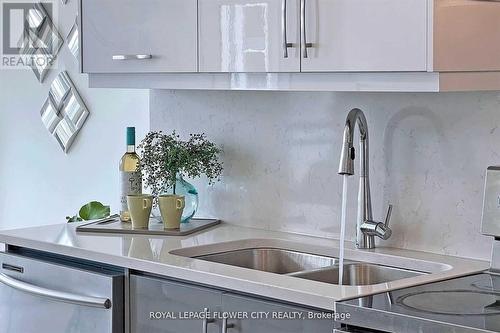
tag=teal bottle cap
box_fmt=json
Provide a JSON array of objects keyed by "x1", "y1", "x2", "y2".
[{"x1": 126, "y1": 127, "x2": 136, "y2": 146}]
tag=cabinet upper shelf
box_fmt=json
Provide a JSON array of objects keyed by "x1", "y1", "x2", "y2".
[{"x1": 79, "y1": 0, "x2": 500, "y2": 92}]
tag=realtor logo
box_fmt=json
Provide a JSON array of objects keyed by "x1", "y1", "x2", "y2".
[
  {"x1": 2, "y1": 1, "x2": 54, "y2": 53},
  {"x1": 2, "y1": 2, "x2": 27, "y2": 55},
  {"x1": 1, "y1": 0, "x2": 61, "y2": 78}
]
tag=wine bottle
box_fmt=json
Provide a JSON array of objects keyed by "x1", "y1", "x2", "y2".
[{"x1": 119, "y1": 127, "x2": 142, "y2": 222}]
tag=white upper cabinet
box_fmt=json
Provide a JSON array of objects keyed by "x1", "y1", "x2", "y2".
[
  {"x1": 301, "y1": 0, "x2": 428, "y2": 72},
  {"x1": 199, "y1": 0, "x2": 301, "y2": 72},
  {"x1": 81, "y1": 0, "x2": 198, "y2": 73},
  {"x1": 198, "y1": 0, "x2": 428, "y2": 73},
  {"x1": 81, "y1": 0, "x2": 500, "y2": 91}
]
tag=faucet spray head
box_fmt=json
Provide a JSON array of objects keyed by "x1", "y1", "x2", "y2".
[
  {"x1": 338, "y1": 115, "x2": 357, "y2": 176},
  {"x1": 338, "y1": 142, "x2": 355, "y2": 176},
  {"x1": 338, "y1": 108, "x2": 368, "y2": 176}
]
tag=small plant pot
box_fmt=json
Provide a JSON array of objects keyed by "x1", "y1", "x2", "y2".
[{"x1": 158, "y1": 195, "x2": 185, "y2": 230}]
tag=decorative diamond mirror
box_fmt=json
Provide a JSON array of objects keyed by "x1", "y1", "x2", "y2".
[
  {"x1": 66, "y1": 19, "x2": 79, "y2": 60},
  {"x1": 41, "y1": 71, "x2": 90, "y2": 153},
  {"x1": 19, "y1": 3, "x2": 63, "y2": 83},
  {"x1": 40, "y1": 97, "x2": 61, "y2": 134}
]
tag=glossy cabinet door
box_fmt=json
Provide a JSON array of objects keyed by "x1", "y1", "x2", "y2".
[
  {"x1": 199, "y1": 0, "x2": 300, "y2": 72},
  {"x1": 81, "y1": 0, "x2": 197, "y2": 73},
  {"x1": 301, "y1": 0, "x2": 428, "y2": 72},
  {"x1": 130, "y1": 275, "x2": 222, "y2": 333},
  {"x1": 221, "y1": 293, "x2": 334, "y2": 333}
]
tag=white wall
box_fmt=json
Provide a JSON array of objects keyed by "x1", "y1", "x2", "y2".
[
  {"x1": 150, "y1": 90, "x2": 499, "y2": 260},
  {"x1": 0, "y1": 1, "x2": 149, "y2": 229}
]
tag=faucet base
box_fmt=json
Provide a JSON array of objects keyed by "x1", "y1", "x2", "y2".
[{"x1": 357, "y1": 235, "x2": 376, "y2": 250}]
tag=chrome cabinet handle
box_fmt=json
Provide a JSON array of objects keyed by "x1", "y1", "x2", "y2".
[
  {"x1": 0, "y1": 273, "x2": 111, "y2": 309},
  {"x1": 112, "y1": 54, "x2": 153, "y2": 61},
  {"x1": 222, "y1": 318, "x2": 235, "y2": 332},
  {"x1": 300, "y1": 0, "x2": 313, "y2": 58},
  {"x1": 202, "y1": 308, "x2": 215, "y2": 333},
  {"x1": 282, "y1": 0, "x2": 293, "y2": 58}
]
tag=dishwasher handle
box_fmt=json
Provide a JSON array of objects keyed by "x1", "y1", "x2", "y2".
[{"x1": 0, "y1": 273, "x2": 111, "y2": 309}]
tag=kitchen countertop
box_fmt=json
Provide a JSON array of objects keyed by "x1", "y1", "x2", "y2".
[{"x1": 0, "y1": 222, "x2": 489, "y2": 310}]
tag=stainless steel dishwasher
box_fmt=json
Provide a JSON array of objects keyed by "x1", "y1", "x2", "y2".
[{"x1": 0, "y1": 250, "x2": 124, "y2": 333}]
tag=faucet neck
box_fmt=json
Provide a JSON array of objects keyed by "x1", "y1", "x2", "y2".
[
  {"x1": 358, "y1": 136, "x2": 373, "y2": 248},
  {"x1": 338, "y1": 108, "x2": 375, "y2": 249}
]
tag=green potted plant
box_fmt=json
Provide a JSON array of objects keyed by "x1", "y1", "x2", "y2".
[{"x1": 138, "y1": 131, "x2": 223, "y2": 228}]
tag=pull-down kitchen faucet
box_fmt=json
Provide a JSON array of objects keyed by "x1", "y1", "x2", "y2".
[{"x1": 338, "y1": 108, "x2": 393, "y2": 249}]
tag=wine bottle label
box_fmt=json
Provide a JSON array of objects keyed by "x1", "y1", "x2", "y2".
[{"x1": 120, "y1": 171, "x2": 142, "y2": 211}]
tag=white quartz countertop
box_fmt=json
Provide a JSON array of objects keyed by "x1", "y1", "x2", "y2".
[{"x1": 0, "y1": 222, "x2": 489, "y2": 310}]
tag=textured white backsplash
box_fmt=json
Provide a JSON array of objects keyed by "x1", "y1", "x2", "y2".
[{"x1": 150, "y1": 90, "x2": 500, "y2": 260}]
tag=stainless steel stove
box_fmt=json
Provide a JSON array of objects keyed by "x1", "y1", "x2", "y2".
[
  {"x1": 335, "y1": 167, "x2": 500, "y2": 333},
  {"x1": 336, "y1": 272, "x2": 500, "y2": 333}
]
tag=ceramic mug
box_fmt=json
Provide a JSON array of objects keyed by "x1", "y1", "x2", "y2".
[
  {"x1": 158, "y1": 195, "x2": 185, "y2": 230},
  {"x1": 127, "y1": 194, "x2": 153, "y2": 229}
]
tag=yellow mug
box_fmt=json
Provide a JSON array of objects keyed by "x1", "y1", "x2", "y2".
[
  {"x1": 158, "y1": 195, "x2": 185, "y2": 230},
  {"x1": 127, "y1": 194, "x2": 153, "y2": 229}
]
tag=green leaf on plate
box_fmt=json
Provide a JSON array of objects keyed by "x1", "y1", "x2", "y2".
[{"x1": 78, "y1": 201, "x2": 110, "y2": 221}]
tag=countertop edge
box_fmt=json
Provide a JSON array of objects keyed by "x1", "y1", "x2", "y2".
[
  {"x1": 0, "y1": 223, "x2": 490, "y2": 311},
  {"x1": 0, "y1": 233, "x2": 337, "y2": 310}
]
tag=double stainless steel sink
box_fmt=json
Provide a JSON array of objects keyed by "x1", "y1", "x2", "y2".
[
  {"x1": 194, "y1": 248, "x2": 338, "y2": 274},
  {"x1": 193, "y1": 248, "x2": 424, "y2": 286},
  {"x1": 288, "y1": 262, "x2": 423, "y2": 285}
]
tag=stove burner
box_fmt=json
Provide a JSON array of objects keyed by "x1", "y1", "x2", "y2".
[{"x1": 397, "y1": 290, "x2": 500, "y2": 316}]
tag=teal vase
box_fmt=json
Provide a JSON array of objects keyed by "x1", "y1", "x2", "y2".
[{"x1": 170, "y1": 176, "x2": 198, "y2": 223}]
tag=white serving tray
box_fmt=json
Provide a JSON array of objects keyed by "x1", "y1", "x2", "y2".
[{"x1": 76, "y1": 218, "x2": 220, "y2": 236}]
